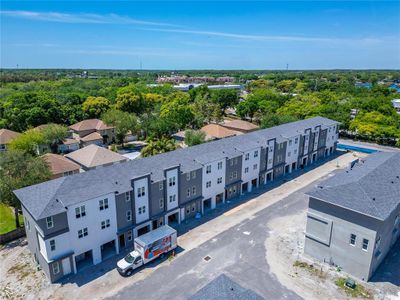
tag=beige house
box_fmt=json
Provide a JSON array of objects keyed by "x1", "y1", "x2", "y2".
[
  {"x1": 200, "y1": 124, "x2": 242, "y2": 140},
  {"x1": 0, "y1": 129, "x2": 20, "y2": 151},
  {"x1": 69, "y1": 119, "x2": 115, "y2": 146},
  {"x1": 65, "y1": 144, "x2": 127, "y2": 171},
  {"x1": 221, "y1": 120, "x2": 259, "y2": 133},
  {"x1": 42, "y1": 153, "x2": 80, "y2": 179}
]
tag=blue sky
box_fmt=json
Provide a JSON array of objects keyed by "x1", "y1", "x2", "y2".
[{"x1": 1, "y1": 1, "x2": 400, "y2": 69}]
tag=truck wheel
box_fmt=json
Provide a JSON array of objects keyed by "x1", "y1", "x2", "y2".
[{"x1": 126, "y1": 269, "x2": 133, "y2": 276}]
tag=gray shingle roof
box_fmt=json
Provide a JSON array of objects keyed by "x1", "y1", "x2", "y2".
[
  {"x1": 307, "y1": 151, "x2": 400, "y2": 221},
  {"x1": 14, "y1": 116, "x2": 338, "y2": 220},
  {"x1": 188, "y1": 274, "x2": 264, "y2": 300}
]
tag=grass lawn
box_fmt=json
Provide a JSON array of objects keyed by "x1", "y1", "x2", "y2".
[{"x1": 0, "y1": 203, "x2": 24, "y2": 234}]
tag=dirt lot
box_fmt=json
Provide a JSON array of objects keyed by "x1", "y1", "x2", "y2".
[{"x1": 265, "y1": 209, "x2": 400, "y2": 300}]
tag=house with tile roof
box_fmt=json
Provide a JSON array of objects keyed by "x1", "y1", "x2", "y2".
[
  {"x1": 200, "y1": 124, "x2": 242, "y2": 140},
  {"x1": 42, "y1": 153, "x2": 80, "y2": 179},
  {"x1": 0, "y1": 128, "x2": 20, "y2": 151},
  {"x1": 69, "y1": 119, "x2": 115, "y2": 146},
  {"x1": 221, "y1": 119, "x2": 259, "y2": 133},
  {"x1": 65, "y1": 144, "x2": 128, "y2": 171},
  {"x1": 304, "y1": 151, "x2": 400, "y2": 281},
  {"x1": 14, "y1": 116, "x2": 339, "y2": 282}
]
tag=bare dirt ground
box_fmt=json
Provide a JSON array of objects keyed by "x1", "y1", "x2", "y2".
[{"x1": 265, "y1": 210, "x2": 400, "y2": 300}]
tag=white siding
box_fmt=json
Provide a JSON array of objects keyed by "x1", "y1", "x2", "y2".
[
  {"x1": 285, "y1": 135, "x2": 300, "y2": 165},
  {"x1": 166, "y1": 168, "x2": 179, "y2": 211},
  {"x1": 134, "y1": 177, "x2": 150, "y2": 223},
  {"x1": 202, "y1": 159, "x2": 226, "y2": 200},
  {"x1": 67, "y1": 192, "x2": 118, "y2": 265},
  {"x1": 267, "y1": 141, "x2": 275, "y2": 170},
  {"x1": 241, "y1": 147, "x2": 261, "y2": 183}
]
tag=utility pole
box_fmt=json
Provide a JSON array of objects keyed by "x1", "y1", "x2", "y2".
[{"x1": 286, "y1": 63, "x2": 289, "y2": 71}]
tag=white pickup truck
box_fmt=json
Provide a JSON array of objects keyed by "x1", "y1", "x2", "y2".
[{"x1": 117, "y1": 225, "x2": 177, "y2": 276}]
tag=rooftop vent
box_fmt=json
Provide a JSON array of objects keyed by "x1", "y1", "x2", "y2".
[{"x1": 372, "y1": 197, "x2": 376, "y2": 201}]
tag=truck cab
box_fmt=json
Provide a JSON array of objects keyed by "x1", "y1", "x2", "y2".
[{"x1": 117, "y1": 250, "x2": 143, "y2": 276}]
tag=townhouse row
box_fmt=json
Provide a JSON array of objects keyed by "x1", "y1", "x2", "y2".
[{"x1": 14, "y1": 116, "x2": 339, "y2": 283}]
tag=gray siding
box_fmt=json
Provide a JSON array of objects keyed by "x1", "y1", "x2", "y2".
[
  {"x1": 319, "y1": 129, "x2": 327, "y2": 149},
  {"x1": 36, "y1": 212, "x2": 69, "y2": 238},
  {"x1": 259, "y1": 148, "x2": 267, "y2": 172},
  {"x1": 182, "y1": 199, "x2": 201, "y2": 220},
  {"x1": 115, "y1": 192, "x2": 134, "y2": 230},
  {"x1": 225, "y1": 156, "x2": 242, "y2": 185},
  {"x1": 225, "y1": 182, "x2": 241, "y2": 200},
  {"x1": 150, "y1": 181, "x2": 165, "y2": 217},
  {"x1": 273, "y1": 141, "x2": 287, "y2": 167},
  {"x1": 305, "y1": 197, "x2": 378, "y2": 280},
  {"x1": 179, "y1": 168, "x2": 203, "y2": 205}
]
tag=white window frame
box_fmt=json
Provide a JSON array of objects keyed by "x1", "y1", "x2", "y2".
[
  {"x1": 52, "y1": 262, "x2": 60, "y2": 275},
  {"x1": 99, "y1": 199, "x2": 109, "y2": 211},
  {"x1": 160, "y1": 198, "x2": 164, "y2": 209},
  {"x1": 217, "y1": 161, "x2": 223, "y2": 170},
  {"x1": 50, "y1": 239, "x2": 56, "y2": 251},
  {"x1": 217, "y1": 177, "x2": 222, "y2": 184},
  {"x1": 362, "y1": 238, "x2": 369, "y2": 251},
  {"x1": 125, "y1": 192, "x2": 130, "y2": 202},
  {"x1": 206, "y1": 165, "x2": 211, "y2": 174},
  {"x1": 46, "y1": 216, "x2": 54, "y2": 229},
  {"x1": 126, "y1": 210, "x2": 132, "y2": 221},
  {"x1": 350, "y1": 234, "x2": 356, "y2": 246}
]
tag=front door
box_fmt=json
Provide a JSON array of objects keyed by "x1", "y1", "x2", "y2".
[
  {"x1": 119, "y1": 234, "x2": 125, "y2": 248},
  {"x1": 62, "y1": 258, "x2": 71, "y2": 275}
]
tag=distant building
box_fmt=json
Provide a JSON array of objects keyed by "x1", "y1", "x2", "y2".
[
  {"x1": 58, "y1": 138, "x2": 80, "y2": 154},
  {"x1": 42, "y1": 153, "x2": 80, "y2": 179},
  {"x1": 392, "y1": 99, "x2": 400, "y2": 114},
  {"x1": 354, "y1": 82, "x2": 372, "y2": 89},
  {"x1": 69, "y1": 119, "x2": 115, "y2": 146},
  {"x1": 304, "y1": 152, "x2": 400, "y2": 281},
  {"x1": 221, "y1": 120, "x2": 259, "y2": 134},
  {"x1": 389, "y1": 84, "x2": 400, "y2": 93},
  {"x1": 65, "y1": 144, "x2": 128, "y2": 171},
  {"x1": 0, "y1": 129, "x2": 20, "y2": 151}
]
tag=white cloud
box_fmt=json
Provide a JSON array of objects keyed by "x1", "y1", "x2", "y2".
[{"x1": 1, "y1": 10, "x2": 176, "y2": 26}]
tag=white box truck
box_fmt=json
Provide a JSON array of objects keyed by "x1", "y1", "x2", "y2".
[{"x1": 117, "y1": 225, "x2": 177, "y2": 276}]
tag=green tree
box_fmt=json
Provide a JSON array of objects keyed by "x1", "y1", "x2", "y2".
[
  {"x1": 184, "y1": 130, "x2": 206, "y2": 146},
  {"x1": 236, "y1": 97, "x2": 259, "y2": 121},
  {"x1": 0, "y1": 150, "x2": 51, "y2": 228},
  {"x1": 115, "y1": 91, "x2": 146, "y2": 114},
  {"x1": 102, "y1": 109, "x2": 139, "y2": 146},
  {"x1": 40, "y1": 124, "x2": 69, "y2": 153},
  {"x1": 160, "y1": 93, "x2": 195, "y2": 130},
  {"x1": 9, "y1": 129, "x2": 46, "y2": 156},
  {"x1": 192, "y1": 97, "x2": 223, "y2": 126},
  {"x1": 82, "y1": 96, "x2": 111, "y2": 118},
  {"x1": 141, "y1": 138, "x2": 177, "y2": 157},
  {"x1": 260, "y1": 114, "x2": 299, "y2": 129},
  {"x1": 211, "y1": 89, "x2": 239, "y2": 112},
  {"x1": 276, "y1": 94, "x2": 322, "y2": 119}
]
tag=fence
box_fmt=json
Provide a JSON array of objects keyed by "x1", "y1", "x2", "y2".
[{"x1": 0, "y1": 227, "x2": 26, "y2": 244}]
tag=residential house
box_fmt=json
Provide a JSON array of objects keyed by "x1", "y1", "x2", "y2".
[
  {"x1": 304, "y1": 152, "x2": 400, "y2": 281},
  {"x1": 42, "y1": 153, "x2": 80, "y2": 179},
  {"x1": 200, "y1": 124, "x2": 242, "y2": 140},
  {"x1": 58, "y1": 138, "x2": 80, "y2": 154},
  {"x1": 391, "y1": 99, "x2": 400, "y2": 114},
  {"x1": 65, "y1": 144, "x2": 128, "y2": 171},
  {"x1": 221, "y1": 120, "x2": 259, "y2": 134},
  {"x1": 69, "y1": 119, "x2": 115, "y2": 146},
  {"x1": 0, "y1": 129, "x2": 20, "y2": 151},
  {"x1": 14, "y1": 116, "x2": 339, "y2": 282}
]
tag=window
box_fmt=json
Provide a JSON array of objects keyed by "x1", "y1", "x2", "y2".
[
  {"x1": 101, "y1": 219, "x2": 110, "y2": 229},
  {"x1": 186, "y1": 206, "x2": 190, "y2": 214},
  {"x1": 206, "y1": 165, "x2": 211, "y2": 174},
  {"x1": 245, "y1": 153, "x2": 249, "y2": 160},
  {"x1": 295, "y1": 138, "x2": 298, "y2": 144},
  {"x1": 137, "y1": 187, "x2": 145, "y2": 197},
  {"x1": 187, "y1": 188, "x2": 191, "y2": 197},
  {"x1": 269, "y1": 147, "x2": 273, "y2": 153},
  {"x1": 289, "y1": 140, "x2": 292, "y2": 146},
  {"x1": 169, "y1": 195, "x2": 176, "y2": 202},
  {"x1": 234, "y1": 158, "x2": 238, "y2": 165},
  {"x1": 192, "y1": 186, "x2": 196, "y2": 195},
  {"x1": 75, "y1": 205, "x2": 86, "y2": 218},
  {"x1": 126, "y1": 210, "x2": 132, "y2": 221},
  {"x1": 218, "y1": 161, "x2": 223, "y2": 170},
  {"x1": 375, "y1": 236, "x2": 381, "y2": 249},
  {"x1": 362, "y1": 239, "x2": 369, "y2": 251},
  {"x1": 50, "y1": 239, "x2": 56, "y2": 251},
  {"x1": 159, "y1": 182, "x2": 164, "y2": 190},
  {"x1": 294, "y1": 149, "x2": 297, "y2": 155},
  {"x1": 191, "y1": 171, "x2": 196, "y2": 179},
  {"x1": 169, "y1": 176, "x2": 176, "y2": 186},
  {"x1": 127, "y1": 230, "x2": 133, "y2": 241},
  {"x1": 192, "y1": 203, "x2": 196, "y2": 212},
  {"x1": 138, "y1": 206, "x2": 143, "y2": 214},
  {"x1": 217, "y1": 177, "x2": 222, "y2": 184},
  {"x1": 245, "y1": 167, "x2": 249, "y2": 173},
  {"x1": 78, "y1": 227, "x2": 88, "y2": 239},
  {"x1": 99, "y1": 199, "x2": 109, "y2": 210},
  {"x1": 230, "y1": 159, "x2": 234, "y2": 166},
  {"x1": 254, "y1": 151, "x2": 258, "y2": 158},
  {"x1": 253, "y1": 164, "x2": 257, "y2": 170},
  {"x1": 46, "y1": 216, "x2": 53, "y2": 229},
  {"x1": 125, "y1": 192, "x2": 130, "y2": 202},
  {"x1": 160, "y1": 198, "x2": 164, "y2": 209},
  {"x1": 350, "y1": 234, "x2": 356, "y2": 245},
  {"x1": 52, "y1": 262, "x2": 60, "y2": 275},
  {"x1": 268, "y1": 159, "x2": 272, "y2": 164},
  {"x1": 230, "y1": 172, "x2": 233, "y2": 180},
  {"x1": 206, "y1": 181, "x2": 211, "y2": 188},
  {"x1": 233, "y1": 171, "x2": 238, "y2": 179},
  {"x1": 186, "y1": 173, "x2": 190, "y2": 181}
]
